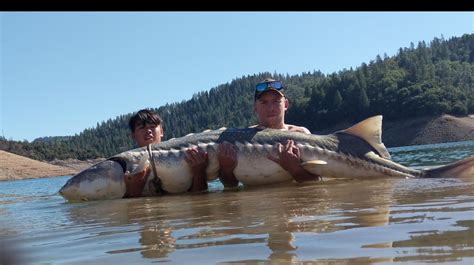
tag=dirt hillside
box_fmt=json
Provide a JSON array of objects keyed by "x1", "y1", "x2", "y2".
[
  {"x1": 315, "y1": 114, "x2": 474, "y2": 147},
  {"x1": 382, "y1": 114, "x2": 474, "y2": 147},
  {"x1": 0, "y1": 150, "x2": 77, "y2": 181}
]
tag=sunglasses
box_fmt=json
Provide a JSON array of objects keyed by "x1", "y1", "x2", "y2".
[{"x1": 255, "y1": 81, "x2": 284, "y2": 92}]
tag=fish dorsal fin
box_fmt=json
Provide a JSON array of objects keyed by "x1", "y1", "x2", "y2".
[{"x1": 340, "y1": 115, "x2": 391, "y2": 159}]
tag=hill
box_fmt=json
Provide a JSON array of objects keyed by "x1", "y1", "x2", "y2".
[
  {"x1": 0, "y1": 150, "x2": 77, "y2": 181},
  {"x1": 0, "y1": 151, "x2": 103, "y2": 181},
  {"x1": 382, "y1": 114, "x2": 474, "y2": 146},
  {"x1": 315, "y1": 114, "x2": 474, "y2": 147}
]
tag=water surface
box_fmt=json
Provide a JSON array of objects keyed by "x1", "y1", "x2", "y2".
[{"x1": 1, "y1": 141, "x2": 473, "y2": 264}]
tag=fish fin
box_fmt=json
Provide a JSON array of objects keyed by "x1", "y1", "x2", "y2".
[
  {"x1": 340, "y1": 115, "x2": 391, "y2": 159},
  {"x1": 423, "y1": 156, "x2": 474, "y2": 178},
  {"x1": 301, "y1": 160, "x2": 327, "y2": 173}
]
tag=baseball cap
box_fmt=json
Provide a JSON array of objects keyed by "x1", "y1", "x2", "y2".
[{"x1": 254, "y1": 78, "x2": 285, "y2": 100}]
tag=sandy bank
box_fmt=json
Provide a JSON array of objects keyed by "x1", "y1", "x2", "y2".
[
  {"x1": 0, "y1": 151, "x2": 105, "y2": 181},
  {"x1": 0, "y1": 150, "x2": 76, "y2": 181}
]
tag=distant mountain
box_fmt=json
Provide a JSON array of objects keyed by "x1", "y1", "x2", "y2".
[{"x1": 1, "y1": 34, "x2": 473, "y2": 161}]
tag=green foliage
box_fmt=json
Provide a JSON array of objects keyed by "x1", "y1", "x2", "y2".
[{"x1": 2, "y1": 34, "x2": 473, "y2": 160}]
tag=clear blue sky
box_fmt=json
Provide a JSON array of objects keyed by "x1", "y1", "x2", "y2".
[{"x1": 1, "y1": 12, "x2": 473, "y2": 142}]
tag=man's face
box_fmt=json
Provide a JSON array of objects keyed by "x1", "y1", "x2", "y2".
[
  {"x1": 131, "y1": 122, "x2": 163, "y2": 147},
  {"x1": 253, "y1": 91, "x2": 288, "y2": 127}
]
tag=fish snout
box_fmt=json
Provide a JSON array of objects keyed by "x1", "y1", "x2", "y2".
[{"x1": 59, "y1": 160, "x2": 126, "y2": 201}]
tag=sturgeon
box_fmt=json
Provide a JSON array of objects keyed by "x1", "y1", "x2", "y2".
[{"x1": 59, "y1": 115, "x2": 474, "y2": 201}]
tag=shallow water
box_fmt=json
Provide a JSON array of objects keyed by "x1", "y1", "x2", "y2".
[{"x1": 1, "y1": 141, "x2": 473, "y2": 264}]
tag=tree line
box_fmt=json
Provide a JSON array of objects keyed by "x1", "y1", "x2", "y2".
[{"x1": 1, "y1": 34, "x2": 473, "y2": 161}]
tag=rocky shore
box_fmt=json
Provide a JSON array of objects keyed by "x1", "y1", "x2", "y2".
[{"x1": 1, "y1": 114, "x2": 473, "y2": 181}]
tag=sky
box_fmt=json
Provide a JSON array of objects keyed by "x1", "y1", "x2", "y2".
[{"x1": 1, "y1": 12, "x2": 473, "y2": 142}]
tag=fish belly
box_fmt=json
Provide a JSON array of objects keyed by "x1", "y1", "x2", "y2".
[
  {"x1": 234, "y1": 155, "x2": 292, "y2": 185},
  {"x1": 152, "y1": 159, "x2": 193, "y2": 194}
]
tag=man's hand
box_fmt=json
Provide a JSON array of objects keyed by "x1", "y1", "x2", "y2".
[
  {"x1": 184, "y1": 147, "x2": 208, "y2": 173},
  {"x1": 217, "y1": 142, "x2": 239, "y2": 187},
  {"x1": 184, "y1": 147, "x2": 209, "y2": 192},
  {"x1": 123, "y1": 167, "x2": 150, "y2": 198},
  {"x1": 267, "y1": 140, "x2": 321, "y2": 182},
  {"x1": 267, "y1": 139, "x2": 303, "y2": 175}
]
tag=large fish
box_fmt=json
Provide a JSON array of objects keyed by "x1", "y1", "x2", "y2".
[{"x1": 59, "y1": 116, "x2": 474, "y2": 201}]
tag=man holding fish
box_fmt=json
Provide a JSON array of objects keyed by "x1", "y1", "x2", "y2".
[
  {"x1": 124, "y1": 108, "x2": 209, "y2": 197},
  {"x1": 218, "y1": 78, "x2": 322, "y2": 188}
]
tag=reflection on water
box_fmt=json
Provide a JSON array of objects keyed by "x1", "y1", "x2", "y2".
[
  {"x1": 0, "y1": 141, "x2": 473, "y2": 264},
  {"x1": 56, "y1": 179, "x2": 399, "y2": 264}
]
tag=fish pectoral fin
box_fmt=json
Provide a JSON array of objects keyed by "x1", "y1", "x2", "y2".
[
  {"x1": 301, "y1": 160, "x2": 327, "y2": 166},
  {"x1": 301, "y1": 160, "x2": 327, "y2": 173}
]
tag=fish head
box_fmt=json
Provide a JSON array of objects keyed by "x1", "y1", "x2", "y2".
[{"x1": 59, "y1": 159, "x2": 126, "y2": 202}]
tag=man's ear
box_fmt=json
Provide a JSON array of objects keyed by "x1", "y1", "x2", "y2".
[
  {"x1": 284, "y1": 98, "x2": 289, "y2": 110},
  {"x1": 253, "y1": 102, "x2": 257, "y2": 113},
  {"x1": 158, "y1": 125, "x2": 164, "y2": 140}
]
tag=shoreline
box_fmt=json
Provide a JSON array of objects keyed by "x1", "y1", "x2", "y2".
[
  {"x1": 1, "y1": 114, "x2": 473, "y2": 181},
  {"x1": 0, "y1": 151, "x2": 105, "y2": 181}
]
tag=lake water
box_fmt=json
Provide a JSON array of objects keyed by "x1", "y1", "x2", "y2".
[{"x1": 1, "y1": 141, "x2": 473, "y2": 265}]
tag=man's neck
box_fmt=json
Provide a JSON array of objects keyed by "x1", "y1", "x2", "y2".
[{"x1": 256, "y1": 122, "x2": 287, "y2": 130}]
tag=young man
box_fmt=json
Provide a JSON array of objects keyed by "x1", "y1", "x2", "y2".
[
  {"x1": 124, "y1": 109, "x2": 208, "y2": 197},
  {"x1": 218, "y1": 78, "x2": 322, "y2": 188}
]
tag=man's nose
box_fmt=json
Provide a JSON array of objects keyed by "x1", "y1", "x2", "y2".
[{"x1": 269, "y1": 103, "x2": 278, "y2": 110}]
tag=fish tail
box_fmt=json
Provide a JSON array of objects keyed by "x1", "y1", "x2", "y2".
[{"x1": 422, "y1": 156, "x2": 474, "y2": 178}]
